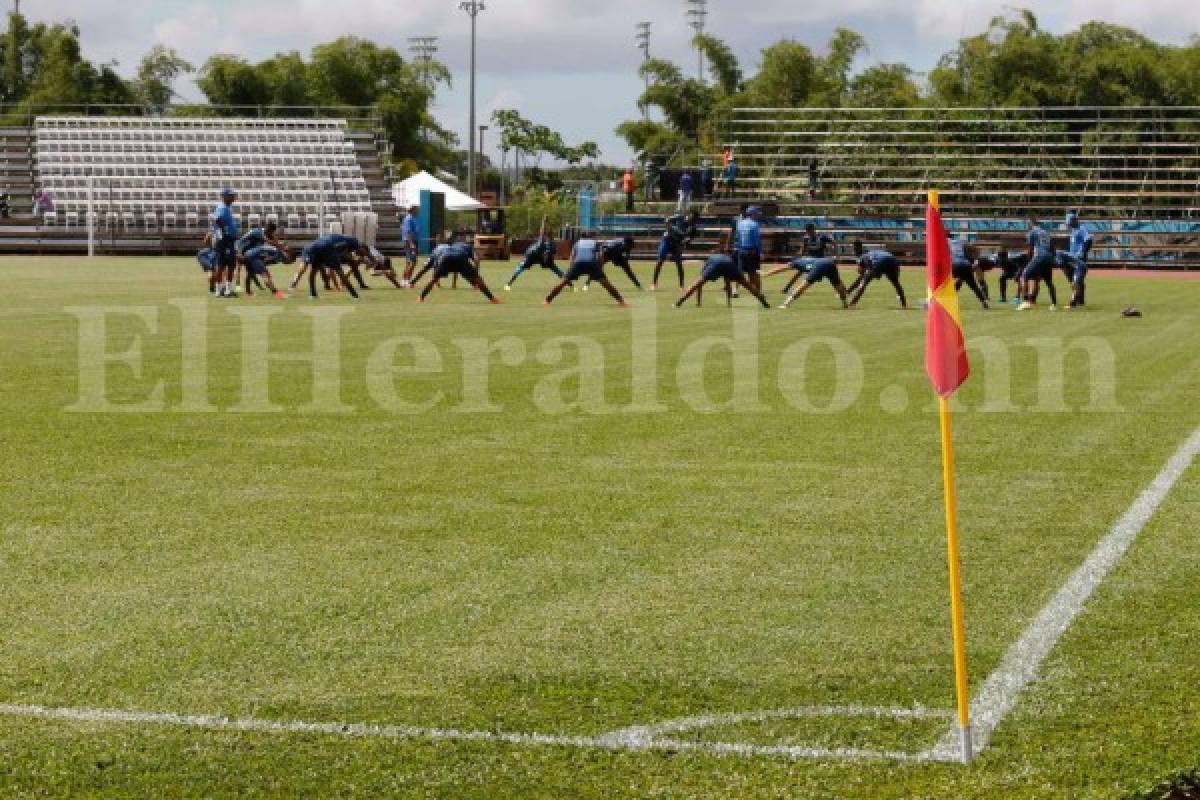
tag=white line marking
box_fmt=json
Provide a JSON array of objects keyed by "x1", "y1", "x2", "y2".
[
  {"x1": 932, "y1": 424, "x2": 1200, "y2": 760},
  {"x1": 0, "y1": 701, "x2": 942, "y2": 763}
]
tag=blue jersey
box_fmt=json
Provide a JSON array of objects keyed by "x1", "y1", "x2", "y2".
[
  {"x1": 860, "y1": 250, "x2": 899, "y2": 271},
  {"x1": 663, "y1": 215, "x2": 696, "y2": 246},
  {"x1": 1069, "y1": 225, "x2": 1092, "y2": 258},
  {"x1": 949, "y1": 238, "x2": 970, "y2": 263},
  {"x1": 327, "y1": 234, "x2": 362, "y2": 254},
  {"x1": 572, "y1": 239, "x2": 599, "y2": 263},
  {"x1": 680, "y1": 173, "x2": 694, "y2": 192},
  {"x1": 237, "y1": 227, "x2": 267, "y2": 255},
  {"x1": 244, "y1": 245, "x2": 284, "y2": 268},
  {"x1": 444, "y1": 242, "x2": 474, "y2": 261},
  {"x1": 211, "y1": 203, "x2": 239, "y2": 244},
  {"x1": 401, "y1": 213, "x2": 418, "y2": 242},
  {"x1": 735, "y1": 217, "x2": 762, "y2": 253},
  {"x1": 801, "y1": 233, "x2": 835, "y2": 258},
  {"x1": 1027, "y1": 226, "x2": 1054, "y2": 258},
  {"x1": 724, "y1": 162, "x2": 739, "y2": 181},
  {"x1": 525, "y1": 239, "x2": 554, "y2": 260},
  {"x1": 602, "y1": 239, "x2": 628, "y2": 259}
]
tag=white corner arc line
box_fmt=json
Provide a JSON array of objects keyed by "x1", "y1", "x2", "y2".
[{"x1": 933, "y1": 425, "x2": 1200, "y2": 760}]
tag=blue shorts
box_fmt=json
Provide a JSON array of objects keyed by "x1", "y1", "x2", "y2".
[
  {"x1": 804, "y1": 258, "x2": 840, "y2": 285},
  {"x1": 565, "y1": 259, "x2": 604, "y2": 282},
  {"x1": 736, "y1": 249, "x2": 761, "y2": 274},
  {"x1": 307, "y1": 246, "x2": 340, "y2": 270},
  {"x1": 701, "y1": 259, "x2": 744, "y2": 283},
  {"x1": 244, "y1": 245, "x2": 281, "y2": 275},
  {"x1": 404, "y1": 241, "x2": 417, "y2": 262},
  {"x1": 658, "y1": 239, "x2": 683, "y2": 264},
  {"x1": 868, "y1": 257, "x2": 900, "y2": 280},
  {"x1": 214, "y1": 240, "x2": 237, "y2": 268},
  {"x1": 1058, "y1": 254, "x2": 1087, "y2": 284},
  {"x1": 435, "y1": 255, "x2": 478, "y2": 282},
  {"x1": 197, "y1": 248, "x2": 218, "y2": 272}
]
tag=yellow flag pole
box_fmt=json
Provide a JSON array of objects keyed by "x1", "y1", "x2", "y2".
[
  {"x1": 929, "y1": 189, "x2": 972, "y2": 764},
  {"x1": 939, "y1": 395, "x2": 972, "y2": 763}
]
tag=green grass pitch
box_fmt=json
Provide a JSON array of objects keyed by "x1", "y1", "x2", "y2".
[{"x1": 0, "y1": 256, "x2": 1197, "y2": 798}]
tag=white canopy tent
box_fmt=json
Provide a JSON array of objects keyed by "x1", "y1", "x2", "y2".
[{"x1": 391, "y1": 171, "x2": 486, "y2": 212}]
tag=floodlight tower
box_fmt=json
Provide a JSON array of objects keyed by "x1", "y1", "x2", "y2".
[
  {"x1": 686, "y1": 0, "x2": 708, "y2": 81},
  {"x1": 460, "y1": 1, "x2": 486, "y2": 197},
  {"x1": 635, "y1": 22, "x2": 651, "y2": 118},
  {"x1": 407, "y1": 37, "x2": 439, "y2": 91}
]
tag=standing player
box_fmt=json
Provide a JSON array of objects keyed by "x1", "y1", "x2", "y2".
[
  {"x1": 674, "y1": 251, "x2": 771, "y2": 309},
  {"x1": 210, "y1": 186, "x2": 240, "y2": 298},
  {"x1": 1018, "y1": 215, "x2": 1058, "y2": 311},
  {"x1": 416, "y1": 239, "x2": 499, "y2": 304},
  {"x1": 400, "y1": 205, "x2": 419, "y2": 286},
  {"x1": 764, "y1": 223, "x2": 836, "y2": 295},
  {"x1": 651, "y1": 210, "x2": 699, "y2": 290},
  {"x1": 544, "y1": 238, "x2": 629, "y2": 308},
  {"x1": 1061, "y1": 212, "x2": 1092, "y2": 308},
  {"x1": 734, "y1": 206, "x2": 764, "y2": 293},
  {"x1": 847, "y1": 241, "x2": 909, "y2": 309},
  {"x1": 950, "y1": 236, "x2": 989, "y2": 309}
]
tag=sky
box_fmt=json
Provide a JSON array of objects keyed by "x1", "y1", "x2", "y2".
[{"x1": 19, "y1": 0, "x2": 1200, "y2": 167}]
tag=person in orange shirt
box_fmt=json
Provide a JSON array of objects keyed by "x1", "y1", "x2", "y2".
[{"x1": 623, "y1": 168, "x2": 636, "y2": 212}]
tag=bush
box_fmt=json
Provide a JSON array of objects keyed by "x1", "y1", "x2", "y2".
[{"x1": 1125, "y1": 768, "x2": 1200, "y2": 800}]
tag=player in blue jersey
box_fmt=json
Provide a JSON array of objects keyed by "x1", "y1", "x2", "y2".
[
  {"x1": 847, "y1": 241, "x2": 909, "y2": 309},
  {"x1": 776, "y1": 256, "x2": 849, "y2": 310},
  {"x1": 416, "y1": 239, "x2": 499, "y2": 304},
  {"x1": 950, "y1": 236, "x2": 989, "y2": 309},
  {"x1": 588, "y1": 236, "x2": 643, "y2": 291},
  {"x1": 301, "y1": 233, "x2": 369, "y2": 300},
  {"x1": 210, "y1": 186, "x2": 240, "y2": 297},
  {"x1": 409, "y1": 235, "x2": 453, "y2": 287},
  {"x1": 764, "y1": 223, "x2": 837, "y2": 295},
  {"x1": 1018, "y1": 215, "x2": 1059, "y2": 311},
  {"x1": 651, "y1": 210, "x2": 699, "y2": 290},
  {"x1": 197, "y1": 241, "x2": 219, "y2": 292},
  {"x1": 1060, "y1": 212, "x2": 1093, "y2": 308},
  {"x1": 734, "y1": 206, "x2": 764, "y2": 293},
  {"x1": 363, "y1": 245, "x2": 404, "y2": 289},
  {"x1": 506, "y1": 218, "x2": 568, "y2": 290},
  {"x1": 241, "y1": 244, "x2": 292, "y2": 298},
  {"x1": 674, "y1": 251, "x2": 771, "y2": 309},
  {"x1": 400, "y1": 206, "x2": 420, "y2": 285},
  {"x1": 234, "y1": 221, "x2": 284, "y2": 293},
  {"x1": 544, "y1": 238, "x2": 629, "y2": 307},
  {"x1": 976, "y1": 250, "x2": 1027, "y2": 304}
]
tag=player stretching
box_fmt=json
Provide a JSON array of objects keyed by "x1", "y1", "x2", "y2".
[
  {"x1": 777, "y1": 254, "x2": 849, "y2": 309},
  {"x1": 1018, "y1": 216, "x2": 1058, "y2": 311},
  {"x1": 304, "y1": 234, "x2": 369, "y2": 300},
  {"x1": 675, "y1": 252, "x2": 771, "y2": 309},
  {"x1": 417, "y1": 240, "x2": 499, "y2": 304},
  {"x1": 1061, "y1": 212, "x2": 1092, "y2": 308},
  {"x1": 210, "y1": 187, "x2": 240, "y2": 297},
  {"x1": 364, "y1": 246, "x2": 404, "y2": 289},
  {"x1": 847, "y1": 242, "x2": 908, "y2": 309},
  {"x1": 651, "y1": 210, "x2": 698, "y2": 290},
  {"x1": 950, "y1": 237, "x2": 989, "y2": 309},
  {"x1": 506, "y1": 219, "x2": 568, "y2": 290},
  {"x1": 586, "y1": 236, "x2": 643, "y2": 291},
  {"x1": 400, "y1": 206, "x2": 419, "y2": 286},
  {"x1": 763, "y1": 222, "x2": 837, "y2": 293},
  {"x1": 544, "y1": 238, "x2": 628, "y2": 307},
  {"x1": 242, "y1": 245, "x2": 292, "y2": 298}
]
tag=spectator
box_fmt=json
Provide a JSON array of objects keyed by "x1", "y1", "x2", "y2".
[
  {"x1": 721, "y1": 145, "x2": 733, "y2": 170},
  {"x1": 644, "y1": 158, "x2": 659, "y2": 202},
  {"x1": 722, "y1": 158, "x2": 739, "y2": 198},
  {"x1": 33, "y1": 188, "x2": 55, "y2": 215},
  {"x1": 677, "y1": 171, "x2": 695, "y2": 211},
  {"x1": 808, "y1": 158, "x2": 820, "y2": 200},
  {"x1": 623, "y1": 168, "x2": 636, "y2": 212},
  {"x1": 701, "y1": 161, "x2": 715, "y2": 199},
  {"x1": 0, "y1": 191, "x2": 10, "y2": 219}
]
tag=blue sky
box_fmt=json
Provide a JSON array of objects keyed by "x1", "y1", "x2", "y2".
[{"x1": 23, "y1": 0, "x2": 1200, "y2": 166}]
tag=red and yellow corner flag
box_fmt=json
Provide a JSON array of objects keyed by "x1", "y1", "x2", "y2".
[
  {"x1": 925, "y1": 193, "x2": 970, "y2": 397},
  {"x1": 925, "y1": 191, "x2": 973, "y2": 764}
]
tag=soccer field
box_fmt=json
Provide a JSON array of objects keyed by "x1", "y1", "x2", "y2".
[{"x1": 0, "y1": 256, "x2": 1197, "y2": 798}]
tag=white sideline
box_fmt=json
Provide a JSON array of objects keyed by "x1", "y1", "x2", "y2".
[
  {"x1": 2, "y1": 427, "x2": 1196, "y2": 765},
  {"x1": 931, "y1": 424, "x2": 1200, "y2": 760}
]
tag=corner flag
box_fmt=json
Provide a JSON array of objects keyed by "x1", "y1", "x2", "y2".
[{"x1": 926, "y1": 191, "x2": 973, "y2": 764}]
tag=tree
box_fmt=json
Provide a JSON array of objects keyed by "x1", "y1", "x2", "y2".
[
  {"x1": 492, "y1": 108, "x2": 600, "y2": 185},
  {"x1": 196, "y1": 55, "x2": 270, "y2": 108},
  {"x1": 742, "y1": 40, "x2": 819, "y2": 108},
  {"x1": 846, "y1": 64, "x2": 920, "y2": 108},
  {"x1": 135, "y1": 45, "x2": 192, "y2": 113}
]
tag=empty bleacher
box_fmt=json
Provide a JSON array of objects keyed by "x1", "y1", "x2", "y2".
[{"x1": 0, "y1": 111, "x2": 402, "y2": 255}]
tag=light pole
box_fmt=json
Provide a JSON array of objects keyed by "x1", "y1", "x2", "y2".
[
  {"x1": 407, "y1": 36, "x2": 439, "y2": 91},
  {"x1": 460, "y1": 1, "x2": 486, "y2": 198},
  {"x1": 686, "y1": 0, "x2": 708, "y2": 81},
  {"x1": 478, "y1": 125, "x2": 488, "y2": 198},
  {"x1": 635, "y1": 22, "x2": 651, "y2": 119}
]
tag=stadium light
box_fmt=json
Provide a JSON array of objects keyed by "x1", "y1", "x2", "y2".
[
  {"x1": 407, "y1": 36, "x2": 440, "y2": 91},
  {"x1": 686, "y1": 0, "x2": 708, "y2": 81},
  {"x1": 635, "y1": 22, "x2": 652, "y2": 119},
  {"x1": 460, "y1": 1, "x2": 486, "y2": 198}
]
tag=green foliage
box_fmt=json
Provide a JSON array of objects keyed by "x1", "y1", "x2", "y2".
[
  {"x1": 1124, "y1": 768, "x2": 1200, "y2": 800},
  {"x1": 135, "y1": 46, "x2": 192, "y2": 113},
  {"x1": 492, "y1": 108, "x2": 600, "y2": 182}
]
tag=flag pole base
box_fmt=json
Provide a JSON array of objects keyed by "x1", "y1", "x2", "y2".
[{"x1": 958, "y1": 723, "x2": 973, "y2": 764}]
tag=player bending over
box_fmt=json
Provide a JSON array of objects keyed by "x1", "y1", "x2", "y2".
[
  {"x1": 544, "y1": 238, "x2": 628, "y2": 307},
  {"x1": 1018, "y1": 216, "x2": 1058, "y2": 311},
  {"x1": 197, "y1": 238, "x2": 220, "y2": 293},
  {"x1": 242, "y1": 244, "x2": 292, "y2": 298},
  {"x1": 303, "y1": 234, "x2": 369, "y2": 300},
  {"x1": 364, "y1": 246, "x2": 404, "y2": 289},
  {"x1": 778, "y1": 253, "x2": 849, "y2": 310},
  {"x1": 675, "y1": 251, "x2": 771, "y2": 309},
  {"x1": 847, "y1": 242, "x2": 908, "y2": 309},
  {"x1": 417, "y1": 240, "x2": 499, "y2": 304},
  {"x1": 506, "y1": 220, "x2": 567, "y2": 290},
  {"x1": 950, "y1": 237, "x2": 989, "y2": 309},
  {"x1": 767, "y1": 223, "x2": 837, "y2": 295},
  {"x1": 584, "y1": 236, "x2": 642, "y2": 291},
  {"x1": 652, "y1": 210, "x2": 699, "y2": 290}
]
